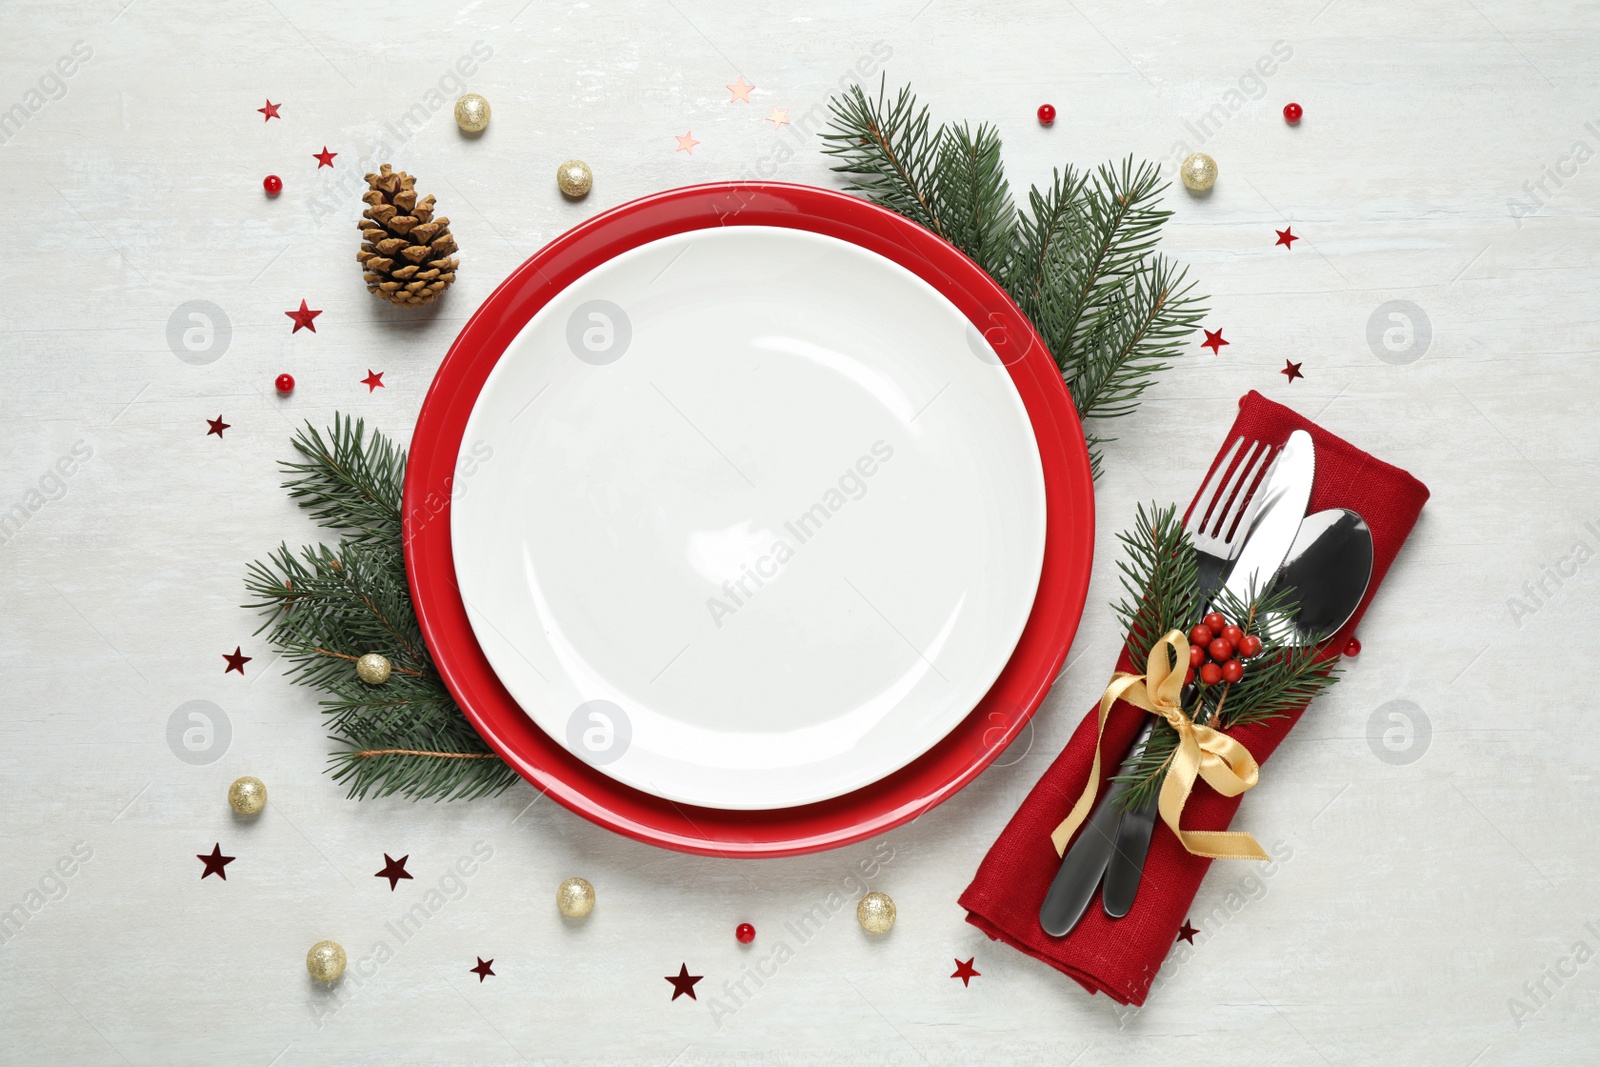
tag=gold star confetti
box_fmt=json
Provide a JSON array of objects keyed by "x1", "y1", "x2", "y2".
[
  {"x1": 727, "y1": 76, "x2": 754, "y2": 103},
  {"x1": 675, "y1": 131, "x2": 700, "y2": 154},
  {"x1": 765, "y1": 107, "x2": 790, "y2": 129}
]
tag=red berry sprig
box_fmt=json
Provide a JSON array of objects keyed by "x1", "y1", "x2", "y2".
[{"x1": 1184, "y1": 611, "x2": 1261, "y2": 687}]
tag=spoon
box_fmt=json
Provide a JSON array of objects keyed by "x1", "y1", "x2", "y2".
[
  {"x1": 1095, "y1": 508, "x2": 1375, "y2": 921},
  {"x1": 1263, "y1": 507, "x2": 1374, "y2": 646}
]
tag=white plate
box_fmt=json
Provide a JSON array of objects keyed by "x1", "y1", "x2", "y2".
[{"x1": 452, "y1": 226, "x2": 1047, "y2": 809}]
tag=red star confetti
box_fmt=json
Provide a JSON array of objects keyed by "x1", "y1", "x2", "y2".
[
  {"x1": 222, "y1": 646, "x2": 252, "y2": 674},
  {"x1": 197, "y1": 843, "x2": 235, "y2": 880},
  {"x1": 675, "y1": 131, "x2": 700, "y2": 154},
  {"x1": 766, "y1": 107, "x2": 790, "y2": 129},
  {"x1": 206, "y1": 416, "x2": 231, "y2": 438},
  {"x1": 258, "y1": 99, "x2": 281, "y2": 122},
  {"x1": 1177, "y1": 919, "x2": 1199, "y2": 944},
  {"x1": 313, "y1": 146, "x2": 337, "y2": 168},
  {"x1": 362, "y1": 370, "x2": 385, "y2": 392},
  {"x1": 1281, "y1": 359, "x2": 1304, "y2": 382},
  {"x1": 1201, "y1": 328, "x2": 1228, "y2": 355},
  {"x1": 665, "y1": 964, "x2": 702, "y2": 1001},
  {"x1": 951, "y1": 957, "x2": 981, "y2": 987},
  {"x1": 470, "y1": 957, "x2": 496, "y2": 982},
  {"x1": 375, "y1": 854, "x2": 413, "y2": 891},
  {"x1": 727, "y1": 76, "x2": 754, "y2": 103},
  {"x1": 285, "y1": 299, "x2": 322, "y2": 333},
  {"x1": 1275, "y1": 227, "x2": 1298, "y2": 249}
]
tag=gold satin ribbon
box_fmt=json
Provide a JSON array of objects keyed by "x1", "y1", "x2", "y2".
[{"x1": 1049, "y1": 630, "x2": 1269, "y2": 861}]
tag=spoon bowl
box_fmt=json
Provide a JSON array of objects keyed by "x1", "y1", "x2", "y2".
[{"x1": 1266, "y1": 508, "x2": 1374, "y2": 646}]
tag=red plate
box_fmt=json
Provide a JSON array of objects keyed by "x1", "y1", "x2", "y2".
[{"x1": 404, "y1": 182, "x2": 1093, "y2": 857}]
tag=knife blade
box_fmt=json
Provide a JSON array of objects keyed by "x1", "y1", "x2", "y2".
[
  {"x1": 1214, "y1": 429, "x2": 1317, "y2": 609},
  {"x1": 1098, "y1": 429, "x2": 1316, "y2": 919}
]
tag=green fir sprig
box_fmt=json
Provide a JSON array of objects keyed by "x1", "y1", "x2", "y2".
[
  {"x1": 823, "y1": 79, "x2": 1208, "y2": 477},
  {"x1": 1106, "y1": 505, "x2": 1341, "y2": 813},
  {"x1": 243, "y1": 415, "x2": 517, "y2": 801}
]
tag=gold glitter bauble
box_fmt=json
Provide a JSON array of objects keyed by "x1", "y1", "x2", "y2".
[
  {"x1": 356, "y1": 652, "x2": 392, "y2": 685},
  {"x1": 557, "y1": 876, "x2": 595, "y2": 918},
  {"x1": 856, "y1": 891, "x2": 896, "y2": 934},
  {"x1": 228, "y1": 776, "x2": 267, "y2": 816},
  {"x1": 1180, "y1": 152, "x2": 1218, "y2": 192},
  {"x1": 306, "y1": 940, "x2": 346, "y2": 982},
  {"x1": 454, "y1": 93, "x2": 491, "y2": 133},
  {"x1": 556, "y1": 159, "x2": 593, "y2": 199}
]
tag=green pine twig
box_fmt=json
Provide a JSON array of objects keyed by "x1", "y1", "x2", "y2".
[
  {"x1": 823, "y1": 80, "x2": 1209, "y2": 478},
  {"x1": 244, "y1": 416, "x2": 517, "y2": 801}
]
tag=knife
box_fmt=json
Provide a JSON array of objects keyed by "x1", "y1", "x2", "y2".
[{"x1": 1098, "y1": 429, "x2": 1317, "y2": 918}]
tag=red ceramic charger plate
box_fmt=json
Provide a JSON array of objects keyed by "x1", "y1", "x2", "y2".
[{"x1": 404, "y1": 182, "x2": 1094, "y2": 857}]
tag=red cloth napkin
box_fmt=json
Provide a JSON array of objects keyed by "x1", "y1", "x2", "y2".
[{"x1": 959, "y1": 390, "x2": 1430, "y2": 1006}]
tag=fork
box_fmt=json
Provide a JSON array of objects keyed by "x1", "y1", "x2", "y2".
[
  {"x1": 1097, "y1": 436, "x2": 1275, "y2": 919},
  {"x1": 1038, "y1": 435, "x2": 1276, "y2": 937},
  {"x1": 1189, "y1": 436, "x2": 1277, "y2": 606}
]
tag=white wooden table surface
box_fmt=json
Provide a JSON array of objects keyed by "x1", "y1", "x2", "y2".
[{"x1": 3, "y1": 2, "x2": 1596, "y2": 1064}]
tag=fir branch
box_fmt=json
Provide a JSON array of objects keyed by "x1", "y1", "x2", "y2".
[
  {"x1": 1111, "y1": 502, "x2": 1200, "y2": 666},
  {"x1": 280, "y1": 413, "x2": 404, "y2": 545},
  {"x1": 244, "y1": 415, "x2": 516, "y2": 802},
  {"x1": 933, "y1": 121, "x2": 1015, "y2": 279},
  {"x1": 823, "y1": 81, "x2": 1209, "y2": 477},
  {"x1": 821, "y1": 78, "x2": 949, "y2": 241}
]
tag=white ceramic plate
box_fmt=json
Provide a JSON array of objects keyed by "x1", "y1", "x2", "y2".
[{"x1": 452, "y1": 226, "x2": 1047, "y2": 809}]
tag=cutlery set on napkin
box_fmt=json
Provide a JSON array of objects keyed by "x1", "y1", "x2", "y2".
[{"x1": 961, "y1": 391, "x2": 1430, "y2": 1006}]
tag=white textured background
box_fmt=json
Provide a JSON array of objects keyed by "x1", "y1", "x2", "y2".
[{"x1": 2, "y1": 1, "x2": 1596, "y2": 1064}]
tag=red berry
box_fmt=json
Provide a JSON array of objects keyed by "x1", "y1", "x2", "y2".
[
  {"x1": 735, "y1": 923, "x2": 755, "y2": 944},
  {"x1": 1184, "y1": 667, "x2": 1195, "y2": 686},
  {"x1": 263, "y1": 174, "x2": 283, "y2": 195},
  {"x1": 1202, "y1": 612, "x2": 1226, "y2": 633},
  {"x1": 1344, "y1": 636, "x2": 1362, "y2": 657},
  {"x1": 1221, "y1": 658, "x2": 1244, "y2": 684},
  {"x1": 1199, "y1": 662, "x2": 1223, "y2": 686},
  {"x1": 1188, "y1": 645, "x2": 1205, "y2": 669},
  {"x1": 1189, "y1": 625, "x2": 1214, "y2": 648},
  {"x1": 1283, "y1": 102, "x2": 1303, "y2": 124},
  {"x1": 275, "y1": 373, "x2": 295, "y2": 394},
  {"x1": 1221, "y1": 624, "x2": 1245, "y2": 646},
  {"x1": 1237, "y1": 633, "x2": 1263, "y2": 659},
  {"x1": 1208, "y1": 637, "x2": 1234, "y2": 662},
  {"x1": 1037, "y1": 103, "x2": 1056, "y2": 126}
]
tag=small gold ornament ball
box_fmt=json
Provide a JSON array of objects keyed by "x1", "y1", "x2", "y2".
[
  {"x1": 856, "y1": 891, "x2": 896, "y2": 934},
  {"x1": 306, "y1": 940, "x2": 347, "y2": 982},
  {"x1": 227, "y1": 776, "x2": 267, "y2": 816},
  {"x1": 557, "y1": 876, "x2": 595, "y2": 918},
  {"x1": 454, "y1": 93, "x2": 491, "y2": 133},
  {"x1": 1180, "y1": 152, "x2": 1218, "y2": 192},
  {"x1": 356, "y1": 652, "x2": 392, "y2": 685},
  {"x1": 557, "y1": 159, "x2": 593, "y2": 199}
]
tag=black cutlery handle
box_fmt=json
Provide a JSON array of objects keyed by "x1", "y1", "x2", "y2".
[
  {"x1": 1038, "y1": 774, "x2": 1131, "y2": 937},
  {"x1": 1038, "y1": 720, "x2": 1155, "y2": 937},
  {"x1": 1101, "y1": 789, "x2": 1159, "y2": 918},
  {"x1": 1100, "y1": 683, "x2": 1200, "y2": 918}
]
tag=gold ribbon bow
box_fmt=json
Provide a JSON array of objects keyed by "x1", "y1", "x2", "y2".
[{"x1": 1049, "y1": 629, "x2": 1269, "y2": 861}]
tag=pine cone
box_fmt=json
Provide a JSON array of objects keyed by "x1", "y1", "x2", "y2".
[{"x1": 357, "y1": 165, "x2": 458, "y2": 307}]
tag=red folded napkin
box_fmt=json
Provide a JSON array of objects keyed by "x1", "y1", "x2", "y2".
[{"x1": 959, "y1": 390, "x2": 1430, "y2": 1006}]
